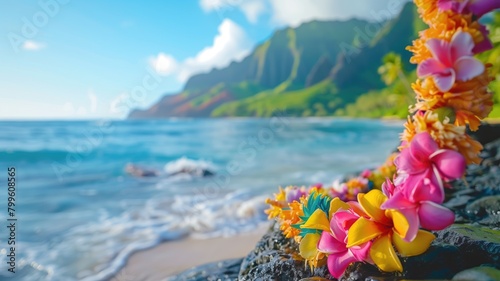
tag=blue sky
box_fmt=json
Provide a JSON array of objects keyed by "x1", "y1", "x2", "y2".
[{"x1": 0, "y1": 0, "x2": 405, "y2": 120}]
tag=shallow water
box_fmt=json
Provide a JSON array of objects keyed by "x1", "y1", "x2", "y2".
[{"x1": 0, "y1": 118, "x2": 403, "y2": 281}]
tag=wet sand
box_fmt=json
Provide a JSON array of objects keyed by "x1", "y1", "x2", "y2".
[{"x1": 111, "y1": 227, "x2": 267, "y2": 281}]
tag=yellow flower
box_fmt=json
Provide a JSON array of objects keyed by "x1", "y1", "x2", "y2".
[
  {"x1": 265, "y1": 187, "x2": 287, "y2": 219},
  {"x1": 297, "y1": 197, "x2": 350, "y2": 269},
  {"x1": 347, "y1": 190, "x2": 435, "y2": 272}
]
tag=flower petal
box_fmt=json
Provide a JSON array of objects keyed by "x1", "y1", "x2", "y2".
[
  {"x1": 350, "y1": 240, "x2": 372, "y2": 261},
  {"x1": 330, "y1": 218, "x2": 347, "y2": 243},
  {"x1": 382, "y1": 178, "x2": 395, "y2": 198},
  {"x1": 358, "y1": 190, "x2": 391, "y2": 225},
  {"x1": 347, "y1": 217, "x2": 387, "y2": 247},
  {"x1": 426, "y1": 38, "x2": 452, "y2": 66},
  {"x1": 347, "y1": 201, "x2": 368, "y2": 218},
  {"x1": 450, "y1": 31, "x2": 474, "y2": 61},
  {"x1": 410, "y1": 132, "x2": 439, "y2": 162},
  {"x1": 396, "y1": 147, "x2": 426, "y2": 174},
  {"x1": 473, "y1": 25, "x2": 494, "y2": 53},
  {"x1": 398, "y1": 208, "x2": 420, "y2": 242},
  {"x1": 431, "y1": 149, "x2": 466, "y2": 179},
  {"x1": 335, "y1": 211, "x2": 359, "y2": 231},
  {"x1": 370, "y1": 235, "x2": 403, "y2": 272},
  {"x1": 433, "y1": 71, "x2": 456, "y2": 92},
  {"x1": 469, "y1": 0, "x2": 500, "y2": 18},
  {"x1": 438, "y1": 0, "x2": 468, "y2": 13},
  {"x1": 327, "y1": 251, "x2": 357, "y2": 279},
  {"x1": 454, "y1": 57, "x2": 485, "y2": 81},
  {"x1": 381, "y1": 190, "x2": 415, "y2": 210},
  {"x1": 329, "y1": 197, "x2": 350, "y2": 219},
  {"x1": 300, "y1": 209, "x2": 331, "y2": 232},
  {"x1": 418, "y1": 201, "x2": 455, "y2": 230},
  {"x1": 393, "y1": 229, "x2": 435, "y2": 257},
  {"x1": 408, "y1": 169, "x2": 445, "y2": 204},
  {"x1": 437, "y1": 0, "x2": 454, "y2": 11},
  {"x1": 417, "y1": 58, "x2": 448, "y2": 78},
  {"x1": 318, "y1": 231, "x2": 345, "y2": 254},
  {"x1": 299, "y1": 233, "x2": 321, "y2": 260},
  {"x1": 386, "y1": 209, "x2": 409, "y2": 239}
]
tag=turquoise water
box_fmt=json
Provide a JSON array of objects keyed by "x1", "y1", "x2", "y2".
[{"x1": 0, "y1": 118, "x2": 403, "y2": 281}]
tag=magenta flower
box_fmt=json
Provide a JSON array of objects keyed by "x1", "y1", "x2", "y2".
[
  {"x1": 317, "y1": 209, "x2": 371, "y2": 278},
  {"x1": 382, "y1": 179, "x2": 455, "y2": 242},
  {"x1": 474, "y1": 24, "x2": 494, "y2": 53},
  {"x1": 438, "y1": 0, "x2": 500, "y2": 18},
  {"x1": 417, "y1": 30, "x2": 485, "y2": 92},
  {"x1": 394, "y1": 132, "x2": 466, "y2": 204},
  {"x1": 285, "y1": 187, "x2": 307, "y2": 203},
  {"x1": 468, "y1": 0, "x2": 500, "y2": 17}
]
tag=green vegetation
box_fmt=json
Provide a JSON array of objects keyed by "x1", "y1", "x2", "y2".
[
  {"x1": 212, "y1": 80, "x2": 338, "y2": 117},
  {"x1": 129, "y1": 7, "x2": 500, "y2": 120},
  {"x1": 479, "y1": 12, "x2": 500, "y2": 118}
]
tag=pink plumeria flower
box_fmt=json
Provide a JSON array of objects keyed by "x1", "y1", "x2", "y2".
[
  {"x1": 438, "y1": 0, "x2": 500, "y2": 18},
  {"x1": 317, "y1": 208, "x2": 371, "y2": 278},
  {"x1": 394, "y1": 132, "x2": 466, "y2": 204},
  {"x1": 381, "y1": 179, "x2": 455, "y2": 242},
  {"x1": 417, "y1": 30, "x2": 485, "y2": 92}
]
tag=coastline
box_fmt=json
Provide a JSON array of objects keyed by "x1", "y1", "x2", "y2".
[{"x1": 111, "y1": 226, "x2": 269, "y2": 281}]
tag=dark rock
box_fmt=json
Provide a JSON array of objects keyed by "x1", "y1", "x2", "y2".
[
  {"x1": 342, "y1": 243, "x2": 474, "y2": 280},
  {"x1": 469, "y1": 123, "x2": 500, "y2": 146},
  {"x1": 238, "y1": 223, "x2": 333, "y2": 281},
  {"x1": 165, "y1": 258, "x2": 242, "y2": 281},
  {"x1": 465, "y1": 196, "x2": 500, "y2": 226},
  {"x1": 435, "y1": 224, "x2": 500, "y2": 267}
]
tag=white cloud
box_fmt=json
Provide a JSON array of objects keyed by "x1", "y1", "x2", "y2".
[
  {"x1": 240, "y1": 0, "x2": 267, "y2": 23},
  {"x1": 199, "y1": 0, "x2": 408, "y2": 26},
  {"x1": 150, "y1": 19, "x2": 252, "y2": 82},
  {"x1": 22, "y1": 40, "x2": 46, "y2": 51},
  {"x1": 150, "y1": 53, "x2": 178, "y2": 75},
  {"x1": 200, "y1": 0, "x2": 267, "y2": 23},
  {"x1": 200, "y1": 0, "x2": 245, "y2": 12},
  {"x1": 268, "y1": 0, "x2": 407, "y2": 27}
]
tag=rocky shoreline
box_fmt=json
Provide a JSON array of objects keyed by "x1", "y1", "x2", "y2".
[{"x1": 167, "y1": 123, "x2": 500, "y2": 281}]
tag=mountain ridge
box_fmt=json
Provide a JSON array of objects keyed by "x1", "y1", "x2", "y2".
[{"x1": 129, "y1": 3, "x2": 421, "y2": 119}]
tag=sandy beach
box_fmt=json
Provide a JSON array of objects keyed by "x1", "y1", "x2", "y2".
[{"x1": 111, "y1": 226, "x2": 269, "y2": 281}]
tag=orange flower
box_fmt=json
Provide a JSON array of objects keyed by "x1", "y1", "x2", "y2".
[
  {"x1": 401, "y1": 111, "x2": 482, "y2": 164},
  {"x1": 280, "y1": 200, "x2": 304, "y2": 238},
  {"x1": 414, "y1": 0, "x2": 440, "y2": 25},
  {"x1": 412, "y1": 70, "x2": 494, "y2": 130},
  {"x1": 408, "y1": 16, "x2": 486, "y2": 64}
]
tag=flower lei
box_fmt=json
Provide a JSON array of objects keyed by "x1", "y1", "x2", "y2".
[{"x1": 265, "y1": 0, "x2": 499, "y2": 278}]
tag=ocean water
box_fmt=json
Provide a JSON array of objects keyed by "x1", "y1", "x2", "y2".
[{"x1": 0, "y1": 118, "x2": 403, "y2": 281}]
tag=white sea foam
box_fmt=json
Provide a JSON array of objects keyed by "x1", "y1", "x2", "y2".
[{"x1": 164, "y1": 157, "x2": 216, "y2": 177}]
